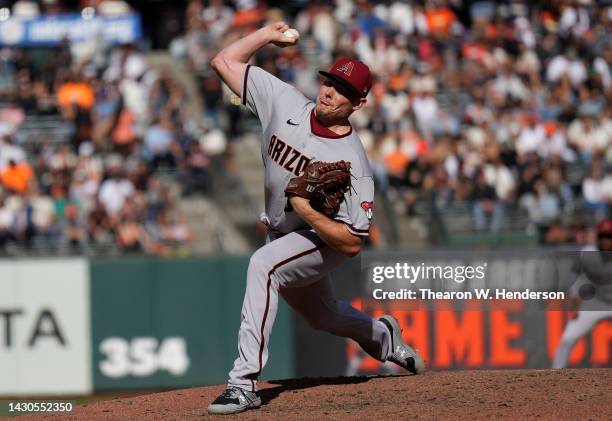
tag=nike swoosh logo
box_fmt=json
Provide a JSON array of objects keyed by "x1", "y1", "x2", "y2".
[{"x1": 286, "y1": 119, "x2": 299, "y2": 126}]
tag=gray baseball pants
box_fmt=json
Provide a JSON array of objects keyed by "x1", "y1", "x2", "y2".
[{"x1": 228, "y1": 229, "x2": 391, "y2": 392}]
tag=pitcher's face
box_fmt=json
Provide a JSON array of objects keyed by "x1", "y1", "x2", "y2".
[{"x1": 315, "y1": 79, "x2": 363, "y2": 122}]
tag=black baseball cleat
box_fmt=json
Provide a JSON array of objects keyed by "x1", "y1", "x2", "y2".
[
  {"x1": 207, "y1": 386, "x2": 262, "y2": 415},
  {"x1": 379, "y1": 315, "x2": 426, "y2": 374}
]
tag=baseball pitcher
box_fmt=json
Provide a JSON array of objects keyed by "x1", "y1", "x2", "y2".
[
  {"x1": 552, "y1": 219, "x2": 612, "y2": 368},
  {"x1": 207, "y1": 22, "x2": 425, "y2": 415}
]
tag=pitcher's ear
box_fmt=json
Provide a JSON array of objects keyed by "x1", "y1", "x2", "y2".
[{"x1": 352, "y1": 97, "x2": 367, "y2": 111}]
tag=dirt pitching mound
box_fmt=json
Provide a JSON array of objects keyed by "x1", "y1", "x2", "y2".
[{"x1": 17, "y1": 368, "x2": 611, "y2": 420}]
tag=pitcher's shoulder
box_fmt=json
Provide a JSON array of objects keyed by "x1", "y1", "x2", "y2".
[{"x1": 346, "y1": 133, "x2": 373, "y2": 178}]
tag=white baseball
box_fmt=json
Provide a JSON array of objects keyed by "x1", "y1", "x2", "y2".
[{"x1": 283, "y1": 28, "x2": 299, "y2": 39}]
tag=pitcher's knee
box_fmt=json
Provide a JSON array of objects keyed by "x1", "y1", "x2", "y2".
[
  {"x1": 248, "y1": 249, "x2": 271, "y2": 276},
  {"x1": 251, "y1": 253, "x2": 297, "y2": 288}
]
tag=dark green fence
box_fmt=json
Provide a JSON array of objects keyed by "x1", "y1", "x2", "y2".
[{"x1": 91, "y1": 257, "x2": 294, "y2": 390}]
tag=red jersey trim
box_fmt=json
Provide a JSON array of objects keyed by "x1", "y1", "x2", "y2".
[
  {"x1": 310, "y1": 109, "x2": 353, "y2": 139},
  {"x1": 336, "y1": 219, "x2": 370, "y2": 236},
  {"x1": 242, "y1": 64, "x2": 251, "y2": 106}
]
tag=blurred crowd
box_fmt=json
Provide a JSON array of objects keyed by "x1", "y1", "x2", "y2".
[
  {"x1": 0, "y1": 0, "x2": 226, "y2": 255},
  {"x1": 0, "y1": 0, "x2": 611, "y2": 254},
  {"x1": 172, "y1": 0, "x2": 611, "y2": 245}
]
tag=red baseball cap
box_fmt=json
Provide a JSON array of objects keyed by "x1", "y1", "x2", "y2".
[
  {"x1": 597, "y1": 219, "x2": 612, "y2": 235},
  {"x1": 319, "y1": 57, "x2": 373, "y2": 99}
]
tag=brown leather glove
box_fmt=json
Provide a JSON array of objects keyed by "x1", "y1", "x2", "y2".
[{"x1": 284, "y1": 160, "x2": 352, "y2": 218}]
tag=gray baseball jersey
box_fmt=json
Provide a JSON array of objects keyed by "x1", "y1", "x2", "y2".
[
  {"x1": 225, "y1": 65, "x2": 391, "y2": 392},
  {"x1": 241, "y1": 65, "x2": 374, "y2": 236}
]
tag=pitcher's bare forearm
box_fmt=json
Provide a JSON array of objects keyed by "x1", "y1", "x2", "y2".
[
  {"x1": 209, "y1": 31, "x2": 266, "y2": 96},
  {"x1": 218, "y1": 30, "x2": 269, "y2": 64},
  {"x1": 210, "y1": 22, "x2": 294, "y2": 96},
  {"x1": 290, "y1": 196, "x2": 363, "y2": 257}
]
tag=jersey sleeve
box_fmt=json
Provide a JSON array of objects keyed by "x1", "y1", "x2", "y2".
[
  {"x1": 334, "y1": 176, "x2": 374, "y2": 237},
  {"x1": 242, "y1": 65, "x2": 295, "y2": 130}
]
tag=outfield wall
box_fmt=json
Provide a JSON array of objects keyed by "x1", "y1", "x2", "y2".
[
  {"x1": 0, "y1": 259, "x2": 91, "y2": 396},
  {"x1": 0, "y1": 255, "x2": 609, "y2": 396},
  {"x1": 0, "y1": 257, "x2": 293, "y2": 396},
  {"x1": 295, "y1": 257, "x2": 612, "y2": 377}
]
